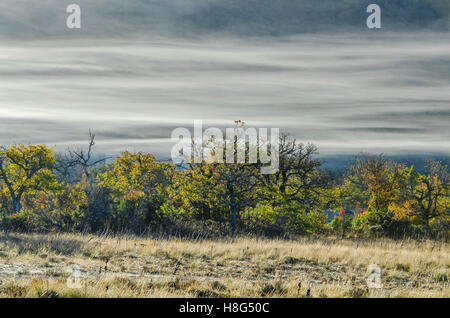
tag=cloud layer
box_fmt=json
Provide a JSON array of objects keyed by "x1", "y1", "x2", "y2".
[{"x1": 0, "y1": 1, "x2": 448, "y2": 158}]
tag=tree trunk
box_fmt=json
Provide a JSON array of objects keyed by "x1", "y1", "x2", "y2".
[
  {"x1": 230, "y1": 204, "x2": 237, "y2": 235},
  {"x1": 230, "y1": 192, "x2": 237, "y2": 235},
  {"x1": 226, "y1": 176, "x2": 238, "y2": 235},
  {"x1": 13, "y1": 198, "x2": 22, "y2": 214}
]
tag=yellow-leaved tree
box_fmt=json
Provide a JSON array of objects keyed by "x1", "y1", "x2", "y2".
[
  {"x1": 396, "y1": 160, "x2": 450, "y2": 227},
  {"x1": 98, "y1": 151, "x2": 173, "y2": 228},
  {"x1": 99, "y1": 151, "x2": 171, "y2": 201},
  {"x1": 0, "y1": 144, "x2": 59, "y2": 214}
]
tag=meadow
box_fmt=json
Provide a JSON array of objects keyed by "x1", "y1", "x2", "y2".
[{"x1": 0, "y1": 233, "x2": 448, "y2": 298}]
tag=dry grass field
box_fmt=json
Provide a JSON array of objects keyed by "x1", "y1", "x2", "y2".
[{"x1": 0, "y1": 233, "x2": 448, "y2": 298}]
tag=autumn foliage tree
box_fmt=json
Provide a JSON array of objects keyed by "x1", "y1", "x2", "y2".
[
  {"x1": 98, "y1": 151, "x2": 172, "y2": 229},
  {"x1": 0, "y1": 144, "x2": 58, "y2": 214},
  {"x1": 396, "y1": 160, "x2": 450, "y2": 227},
  {"x1": 341, "y1": 156, "x2": 403, "y2": 213},
  {"x1": 170, "y1": 142, "x2": 260, "y2": 233}
]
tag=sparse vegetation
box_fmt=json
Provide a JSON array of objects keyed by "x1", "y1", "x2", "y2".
[{"x1": 0, "y1": 233, "x2": 448, "y2": 298}]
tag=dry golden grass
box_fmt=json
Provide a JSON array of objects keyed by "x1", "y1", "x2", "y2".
[{"x1": 0, "y1": 232, "x2": 448, "y2": 298}]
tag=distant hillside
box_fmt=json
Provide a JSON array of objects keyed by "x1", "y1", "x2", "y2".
[{"x1": 320, "y1": 154, "x2": 450, "y2": 172}]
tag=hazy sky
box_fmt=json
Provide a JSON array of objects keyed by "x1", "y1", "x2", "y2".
[{"x1": 0, "y1": 0, "x2": 449, "y2": 158}]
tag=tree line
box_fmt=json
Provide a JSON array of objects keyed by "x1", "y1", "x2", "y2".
[{"x1": 0, "y1": 132, "x2": 448, "y2": 239}]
